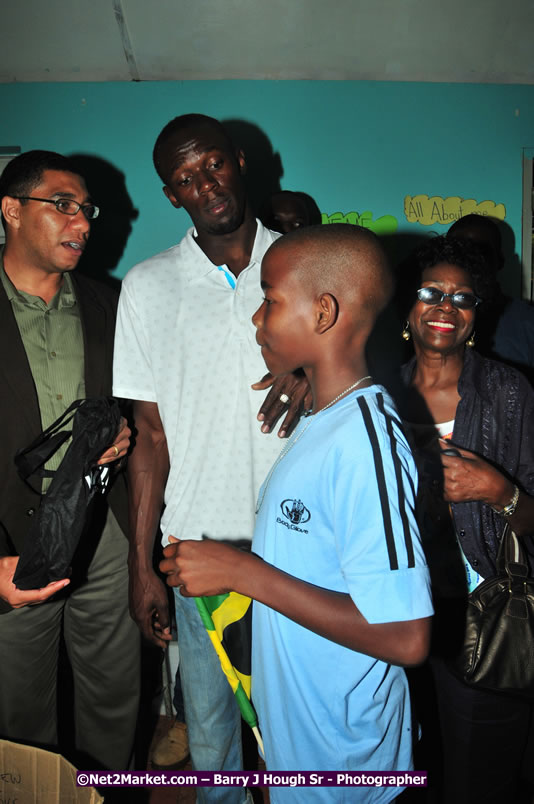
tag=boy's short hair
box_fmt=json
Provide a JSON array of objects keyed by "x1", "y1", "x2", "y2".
[{"x1": 271, "y1": 223, "x2": 394, "y2": 326}]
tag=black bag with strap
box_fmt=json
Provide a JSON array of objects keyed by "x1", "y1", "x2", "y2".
[
  {"x1": 454, "y1": 523, "x2": 534, "y2": 699},
  {"x1": 12, "y1": 397, "x2": 121, "y2": 590}
]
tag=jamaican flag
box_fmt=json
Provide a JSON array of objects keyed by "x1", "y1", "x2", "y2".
[{"x1": 195, "y1": 592, "x2": 263, "y2": 752}]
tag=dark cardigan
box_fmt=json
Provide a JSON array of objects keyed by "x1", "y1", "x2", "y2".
[{"x1": 401, "y1": 347, "x2": 534, "y2": 579}]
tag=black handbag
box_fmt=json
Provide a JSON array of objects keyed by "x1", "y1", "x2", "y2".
[
  {"x1": 454, "y1": 523, "x2": 534, "y2": 699},
  {"x1": 12, "y1": 397, "x2": 121, "y2": 590}
]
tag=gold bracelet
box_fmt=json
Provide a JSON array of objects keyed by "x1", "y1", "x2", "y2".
[{"x1": 492, "y1": 485, "x2": 520, "y2": 517}]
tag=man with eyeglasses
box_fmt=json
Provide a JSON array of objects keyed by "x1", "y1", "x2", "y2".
[{"x1": 0, "y1": 150, "x2": 140, "y2": 773}]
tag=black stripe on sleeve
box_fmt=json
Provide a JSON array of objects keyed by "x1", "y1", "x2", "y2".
[
  {"x1": 357, "y1": 395, "x2": 398, "y2": 571},
  {"x1": 376, "y1": 392, "x2": 415, "y2": 568}
]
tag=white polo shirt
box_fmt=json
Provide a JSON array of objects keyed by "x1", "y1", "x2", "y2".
[{"x1": 113, "y1": 221, "x2": 283, "y2": 544}]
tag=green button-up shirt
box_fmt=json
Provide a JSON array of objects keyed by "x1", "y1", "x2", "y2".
[{"x1": 0, "y1": 253, "x2": 85, "y2": 481}]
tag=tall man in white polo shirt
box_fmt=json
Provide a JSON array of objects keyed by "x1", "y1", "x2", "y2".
[{"x1": 113, "y1": 114, "x2": 308, "y2": 801}]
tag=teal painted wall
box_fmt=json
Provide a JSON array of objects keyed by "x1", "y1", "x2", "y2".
[{"x1": 1, "y1": 80, "x2": 533, "y2": 294}]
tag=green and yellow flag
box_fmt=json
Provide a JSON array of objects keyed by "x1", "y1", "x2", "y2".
[{"x1": 194, "y1": 592, "x2": 263, "y2": 752}]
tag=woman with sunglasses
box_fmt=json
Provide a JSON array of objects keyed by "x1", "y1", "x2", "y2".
[{"x1": 395, "y1": 235, "x2": 534, "y2": 804}]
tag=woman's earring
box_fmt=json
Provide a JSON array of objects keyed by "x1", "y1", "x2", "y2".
[
  {"x1": 402, "y1": 321, "x2": 411, "y2": 341},
  {"x1": 466, "y1": 331, "x2": 476, "y2": 348}
]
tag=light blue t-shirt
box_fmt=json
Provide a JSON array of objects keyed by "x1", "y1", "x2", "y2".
[{"x1": 252, "y1": 386, "x2": 433, "y2": 803}]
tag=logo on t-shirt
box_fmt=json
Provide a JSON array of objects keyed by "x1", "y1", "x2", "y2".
[{"x1": 276, "y1": 499, "x2": 311, "y2": 533}]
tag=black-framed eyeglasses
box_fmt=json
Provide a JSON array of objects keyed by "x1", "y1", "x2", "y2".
[
  {"x1": 416, "y1": 286, "x2": 481, "y2": 310},
  {"x1": 12, "y1": 196, "x2": 99, "y2": 220}
]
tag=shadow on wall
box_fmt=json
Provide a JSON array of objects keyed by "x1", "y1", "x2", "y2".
[
  {"x1": 495, "y1": 218, "x2": 521, "y2": 298},
  {"x1": 222, "y1": 119, "x2": 283, "y2": 217},
  {"x1": 365, "y1": 230, "x2": 435, "y2": 395},
  {"x1": 68, "y1": 154, "x2": 139, "y2": 291}
]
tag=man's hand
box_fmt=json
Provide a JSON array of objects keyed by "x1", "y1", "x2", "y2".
[
  {"x1": 98, "y1": 416, "x2": 131, "y2": 465},
  {"x1": 0, "y1": 556, "x2": 69, "y2": 608},
  {"x1": 128, "y1": 567, "x2": 172, "y2": 649},
  {"x1": 126, "y1": 400, "x2": 171, "y2": 648},
  {"x1": 160, "y1": 537, "x2": 244, "y2": 598},
  {"x1": 252, "y1": 371, "x2": 312, "y2": 438}
]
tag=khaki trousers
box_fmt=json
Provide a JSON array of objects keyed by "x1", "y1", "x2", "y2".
[{"x1": 0, "y1": 506, "x2": 140, "y2": 770}]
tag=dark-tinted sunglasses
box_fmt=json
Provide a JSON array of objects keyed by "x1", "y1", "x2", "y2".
[{"x1": 416, "y1": 287, "x2": 481, "y2": 310}]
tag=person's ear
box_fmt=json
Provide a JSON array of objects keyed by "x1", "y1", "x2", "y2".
[
  {"x1": 163, "y1": 185, "x2": 182, "y2": 209},
  {"x1": 1, "y1": 196, "x2": 22, "y2": 230},
  {"x1": 236, "y1": 149, "x2": 247, "y2": 176},
  {"x1": 316, "y1": 292, "x2": 338, "y2": 334}
]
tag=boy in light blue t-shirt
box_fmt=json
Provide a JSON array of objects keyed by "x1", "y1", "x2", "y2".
[{"x1": 161, "y1": 224, "x2": 433, "y2": 802}]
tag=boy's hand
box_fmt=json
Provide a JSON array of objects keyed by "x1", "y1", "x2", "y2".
[
  {"x1": 252, "y1": 371, "x2": 312, "y2": 438},
  {"x1": 160, "y1": 537, "x2": 245, "y2": 597}
]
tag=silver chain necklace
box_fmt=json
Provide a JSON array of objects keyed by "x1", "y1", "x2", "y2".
[{"x1": 255, "y1": 375, "x2": 372, "y2": 513}]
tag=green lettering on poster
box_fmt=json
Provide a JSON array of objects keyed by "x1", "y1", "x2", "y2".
[{"x1": 321, "y1": 211, "x2": 398, "y2": 234}]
